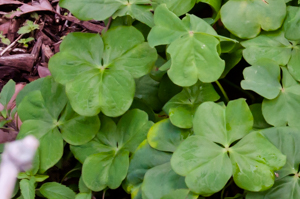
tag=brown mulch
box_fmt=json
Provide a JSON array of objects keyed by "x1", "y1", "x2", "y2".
[{"x1": 0, "y1": 0, "x2": 105, "y2": 90}]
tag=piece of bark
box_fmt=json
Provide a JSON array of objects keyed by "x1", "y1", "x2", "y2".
[
  {"x1": 7, "y1": 19, "x2": 19, "y2": 45},
  {"x1": 0, "y1": 0, "x2": 23, "y2": 6},
  {"x1": 38, "y1": 64, "x2": 51, "y2": 77},
  {"x1": 31, "y1": 36, "x2": 43, "y2": 60},
  {"x1": 41, "y1": 44, "x2": 53, "y2": 60},
  {"x1": 0, "y1": 54, "x2": 35, "y2": 71},
  {"x1": 0, "y1": 130, "x2": 18, "y2": 144},
  {"x1": 0, "y1": 47, "x2": 26, "y2": 54},
  {"x1": 0, "y1": 21, "x2": 11, "y2": 35}
]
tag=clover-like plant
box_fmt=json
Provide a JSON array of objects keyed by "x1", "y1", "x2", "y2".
[
  {"x1": 17, "y1": 77, "x2": 100, "y2": 172},
  {"x1": 220, "y1": 0, "x2": 286, "y2": 38},
  {"x1": 241, "y1": 29, "x2": 300, "y2": 82},
  {"x1": 148, "y1": 4, "x2": 231, "y2": 86},
  {"x1": 125, "y1": 119, "x2": 196, "y2": 199},
  {"x1": 70, "y1": 110, "x2": 152, "y2": 191},
  {"x1": 49, "y1": 26, "x2": 157, "y2": 117},
  {"x1": 241, "y1": 61, "x2": 300, "y2": 127},
  {"x1": 247, "y1": 127, "x2": 300, "y2": 199},
  {"x1": 171, "y1": 99, "x2": 286, "y2": 196}
]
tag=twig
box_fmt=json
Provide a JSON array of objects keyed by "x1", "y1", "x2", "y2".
[
  {"x1": 103, "y1": 17, "x2": 112, "y2": 33},
  {"x1": 0, "y1": 34, "x2": 23, "y2": 57},
  {"x1": 0, "y1": 135, "x2": 39, "y2": 199},
  {"x1": 55, "y1": 4, "x2": 61, "y2": 23}
]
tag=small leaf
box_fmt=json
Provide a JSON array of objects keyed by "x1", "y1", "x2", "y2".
[
  {"x1": 20, "y1": 178, "x2": 35, "y2": 199},
  {"x1": 0, "y1": 79, "x2": 15, "y2": 108},
  {"x1": 40, "y1": 182, "x2": 76, "y2": 199},
  {"x1": 171, "y1": 135, "x2": 232, "y2": 196}
]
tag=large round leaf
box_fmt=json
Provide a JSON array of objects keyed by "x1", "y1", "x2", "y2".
[
  {"x1": 123, "y1": 140, "x2": 172, "y2": 199},
  {"x1": 262, "y1": 68, "x2": 300, "y2": 126},
  {"x1": 148, "y1": 5, "x2": 225, "y2": 85},
  {"x1": 241, "y1": 60, "x2": 282, "y2": 100},
  {"x1": 247, "y1": 127, "x2": 300, "y2": 199},
  {"x1": 163, "y1": 82, "x2": 219, "y2": 128},
  {"x1": 220, "y1": 0, "x2": 286, "y2": 39},
  {"x1": 49, "y1": 26, "x2": 157, "y2": 117},
  {"x1": 59, "y1": 0, "x2": 154, "y2": 27},
  {"x1": 171, "y1": 135, "x2": 232, "y2": 196},
  {"x1": 17, "y1": 77, "x2": 100, "y2": 173},
  {"x1": 71, "y1": 110, "x2": 153, "y2": 191},
  {"x1": 230, "y1": 131, "x2": 286, "y2": 191},
  {"x1": 167, "y1": 33, "x2": 224, "y2": 85},
  {"x1": 171, "y1": 100, "x2": 286, "y2": 195}
]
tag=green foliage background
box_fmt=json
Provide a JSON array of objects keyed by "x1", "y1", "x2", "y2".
[{"x1": 1, "y1": 0, "x2": 300, "y2": 198}]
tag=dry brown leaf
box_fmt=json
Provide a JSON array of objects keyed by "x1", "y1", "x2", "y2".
[
  {"x1": 0, "y1": 0, "x2": 23, "y2": 6},
  {"x1": 0, "y1": 129, "x2": 18, "y2": 143},
  {"x1": 38, "y1": 65, "x2": 51, "y2": 77},
  {"x1": 8, "y1": 1, "x2": 53, "y2": 18}
]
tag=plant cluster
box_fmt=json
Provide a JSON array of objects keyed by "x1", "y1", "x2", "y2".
[{"x1": 1, "y1": 0, "x2": 300, "y2": 198}]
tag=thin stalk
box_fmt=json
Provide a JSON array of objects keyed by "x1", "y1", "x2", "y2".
[
  {"x1": 220, "y1": 178, "x2": 233, "y2": 199},
  {"x1": 102, "y1": 189, "x2": 106, "y2": 199},
  {"x1": 216, "y1": 80, "x2": 229, "y2": 104}
]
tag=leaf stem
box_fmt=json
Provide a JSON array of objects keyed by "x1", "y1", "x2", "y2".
[
  {"x1": 220, "y1": 178, "x2": 233, "y2": 199},
  {"x1": 215, "y1": 80, "x2": 229, "y2": 104},
  {"x1": 102, "y1": 189, "x2": 106, "y2": 199}
]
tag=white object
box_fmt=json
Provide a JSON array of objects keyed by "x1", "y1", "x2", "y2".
[{"x1": 0, "y1": 136, "x2": 39, "y2": 199}]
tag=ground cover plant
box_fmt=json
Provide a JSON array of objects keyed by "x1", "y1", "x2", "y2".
[{"x1": 1, "y1": 0, "x2": 300, "y2": 198}]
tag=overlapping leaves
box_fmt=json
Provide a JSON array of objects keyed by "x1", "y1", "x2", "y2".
[
  {"x1": 241, "y1": 29, "x2": 300, "y2": 82},
  {"x1": 17, "y1": 77, "x2": 100, "y2": 173},
  {"x1": 171, "y1": 99, "x2": 286, "y2": 196},
  {"x1": 148, "y1": 4, "x2": 226, "y2": 86},
  {"x1": 49, "y1": 26, "x2": 157, "y2": 117},
  {"x1": 70, "y1": 110, "x2": 152, "y2": 191},
  {"x1": 124, "y1": 119, "x2": 196, "y2": 199},
  {"x1": 247, "y1": 127, "x2": 300, "y2": 199},
  {"x1": 241, "y1": 61, "x2": 300, "y2": 127},
  {"x1": 59, "y1": 0, "x2": 154, "y2": 27},
  {"x1": 163, "y1": 82, "x2": 219, "y2": 128}
]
